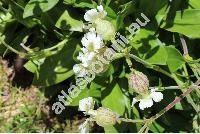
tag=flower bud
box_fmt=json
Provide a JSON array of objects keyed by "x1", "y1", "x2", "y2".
[
  {"x1": 95, "y1": 107, "x2": 119, "y2": 127},
  {"x1": 128, "y1": 71, "x2": 149, "y2": 95},
  {"x1": 94, "y1": 18, "x2": 116, "y2": 41}
]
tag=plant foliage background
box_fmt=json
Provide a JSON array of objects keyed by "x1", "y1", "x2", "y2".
[{"x1": 0, "y1": 0, "x2": 200, "y2": 133}]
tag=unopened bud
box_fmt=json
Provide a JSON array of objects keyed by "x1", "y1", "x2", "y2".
[
  {"x1": 128, "y1": 71, "x2": 149, "y2": 94},
  {"x1": 95, "y1": 107, "x2": 119, "y2": 127}
]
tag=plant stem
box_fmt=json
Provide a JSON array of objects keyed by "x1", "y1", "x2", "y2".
[
  {"x1": 0, "y1": 36, "x2": 26, "y2": 57},
  {"x1": 180, "y1": 35, "x2": 188, "y2": 56},
  {"x1": 149, "y1": 86, "x2": 180, "y2": 90},
  {"x1": 119, "y1": 118, "x2": 146, "y2": 124},
  {"x1": 138, "y1": 122, "x2": 148, "y2": 133},
  {"x1": 172, "y1": 73, "x2": 199, "y2": 112}
]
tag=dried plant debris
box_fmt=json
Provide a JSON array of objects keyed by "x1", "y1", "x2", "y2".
[{"x1": 0, "y1": 58, "x2": 84, "y2": 132}]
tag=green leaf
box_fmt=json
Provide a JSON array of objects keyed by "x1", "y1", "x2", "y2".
[
  {"x1": 136, "y1": 0, "x2": 168, "y2": 18},
  {"x1": 55, "y1": 10, "x2": 83, "y2": 32},
  {"x1": 189, "y1": 0, "x2": 200, "y2": 9},
  {"x1": 145, "y1": 41, "x2": 168, "y2": 65},
  {"x1": 101, "y1": 83, "x2": 131, "y2": 132},
  {"x1": 69, "y1": 83, "x2": 101, "y2": 106},
  {"x1": 10, "y1": 1, "x2": 38, "y2": 27},
  {"x1": 32, "y1": 39, "x2": 78, "y2": 86},
  {"x1": 24, "y1": 58, "x2": 45, "y2": 73},
  {"x1": 130, "y1": 29, "x2": 168, "y2": 65},
  {"x1": 116, "y1": 1, "x2": 136, "y2": 30},
  {"x1": 161, "y1": 9, "x2": 200, "y2": 38},
  {"x1": 0, "y1": 12, "x2": 12, "y2": 33},
  {"x1": 23, "y1": 0, "x2": 59, "y2": 18},
  {"x1": 165, "y1": 46, "x2": 185, "y2": 72},
  {"x1": 101, "y1": 83, "x2": 130, "y2": 116},
  {"x1": 149, "y1": 121, "x2": 165, "y2": 132},
  {"x1": 69, "y1": 88, "x2": 90, "y2": 106}
]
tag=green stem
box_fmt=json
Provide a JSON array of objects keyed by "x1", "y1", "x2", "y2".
[
  {"x1": 172, "y1": 73, "x2": 199, "y2": 112},
  {"x1": 149, "y1": 86, "x2": 180, "y2": 90},
  {"x1": 0, "y1": 36, "x2": 26, "y2": 57},
  {"x1": 119, "y1": 118, "x2": 146, "y2": 124}
]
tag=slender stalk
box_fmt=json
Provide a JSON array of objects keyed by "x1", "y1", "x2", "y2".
[
  {"x1": 172, "y1": 74, "x2": 199, "y2": 112},
  {"x1": 149, "y1": 86, "x2": 180, "y2": 90},
  {"x1": 0, "y1": 36, "x2": 26, "y2": 57},
  {"x1": 119, "y1": 118, "x2": 146, "y2": 124},
  {"x1": 138, "y1": 123, "x2": 148, "y2": 133},
  {"x1": 145, "y1": 126, "x2": 149, "y2": 133},
  {"x1": 188, "y1": 58, "x2": 200, "y2": 64}
]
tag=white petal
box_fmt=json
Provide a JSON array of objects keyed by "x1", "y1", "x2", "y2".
[
  {"x1": 139, "y1": 98, "x2": 153, "y2": 110},
  {"x1": 97, "y1": 5, "x2": 104, "y2": 12},
  {"x1": 77, "y1": 52, "x2": 84, "y2": 61},
  {"x1": 151, "y1": 87, "x2": 158, "y2": 92},
  {"x1": 89, "y1": 28, "x2": 96, "y2": 32},
  {"x1": 131, "y1": 98, "x2": 138, "y2": 107},
  {"x1": 78, "y1": 67, "x2": 88, "y2": 77},
  {"x1": 151, "y1": 92, "x2": 163, "y2": 102},
  {"x1": 84, "y1": 9, "x2": 98, "y2": 22},
  {"x1": 81, "y1": 52, "x2": 95, "y2": 67},
  {"x1": 79, "y1": 97, "x2": 95, "y2": 112},
  {"x1": 73, "y1": 64, "x2": 88, "y2": 77},
  {"x1": 81, "y1": 31, "x2": 103, "y2": 52},
  {"x1": 81, "y1": 47, "x2": 88, "y2": 53},
  {"x1": 87, "y1": 52, "x2": 95, "y2": 60},
  {"x1": 73, "y1": 64, "x2": 81, "y2": 73},
  {"x1": 79, "y1": 119, "x2": 90, "y2": 133},
  {"x1": 81, "y1": 36, "x2": 89, "y2": 47}
]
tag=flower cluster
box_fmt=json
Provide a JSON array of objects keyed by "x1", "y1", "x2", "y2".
[
  {"x1": 129, "y1": 70, "x2": 163, "y2": 110},
  {"x1": 73, "y1": 28, "x2": 105, "y2": 77},
  {"x1": 78, "y1": 97, "x2": 119, "y2": 133},
  {"x1": 73, "y1": 5, "x2": 115, "y2": 77}
]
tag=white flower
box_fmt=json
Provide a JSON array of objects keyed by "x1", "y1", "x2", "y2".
[
  {"x1": 84, "y1": 9, "x2": 99, "y2": 22},
  {"x1": 97, "y1": 5, "x2": 107, "y2": 19},
  {"x1": 139, "y1": 97, "x2": 153, "y2": 110},
  {"x1": 79, "y1": 119, "x2": 90, "y2": 133},
  {"x1": 73, "y1": 64, "x2": 88, "y2": 77},
  {"x1": 77, "y1": 51, "x2": 96, "y2": 67},
  {"x1": 84, "y1": 5, "x2": 107, "y2": 22},
  {"x1": 150, "y1": 88, "x2": 163, "y2": 102},
  {"x1": 79, "y1": 97, "x2": 95, "y2": 113},
  {"x1": 132, "y1": 88, "x2": 163, "y2": 110},
  {"x1": 81, "y1": 30, "x2": 104, "y2": 53}
]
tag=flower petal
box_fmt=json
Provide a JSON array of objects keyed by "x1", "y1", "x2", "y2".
[
  {"x1": 97, "y1": 5, "x2": 104, "y2": 12},
  {"x1": 79, "y1": 97, "x2": 95, "y2": 112},
  {"x1": 84, "y1": 9, "x2": 98, "y2": 22},
  {"x1": 131, "y1": 98, "x2": 138, "y2": 107},
  {"x1": 139, "y1": 98, "x2": 153, "y2": 110},
  {"x1": 79, "y1": 119, "x2": 90, "y2": 133},
  {"x1": 150, "y1": 87, "x2": 158, "y2": 93},
  {"x1": 151, "y1": 91, "x2": 163, "y2": 102}
]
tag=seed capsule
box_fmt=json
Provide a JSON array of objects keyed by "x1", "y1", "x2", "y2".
[
  {"x1": 128, "y1": 71, "x2": 149, "y2": 94},
  {"x1": 95, "y1": 107, "x2": 119, "y2": 127}
]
